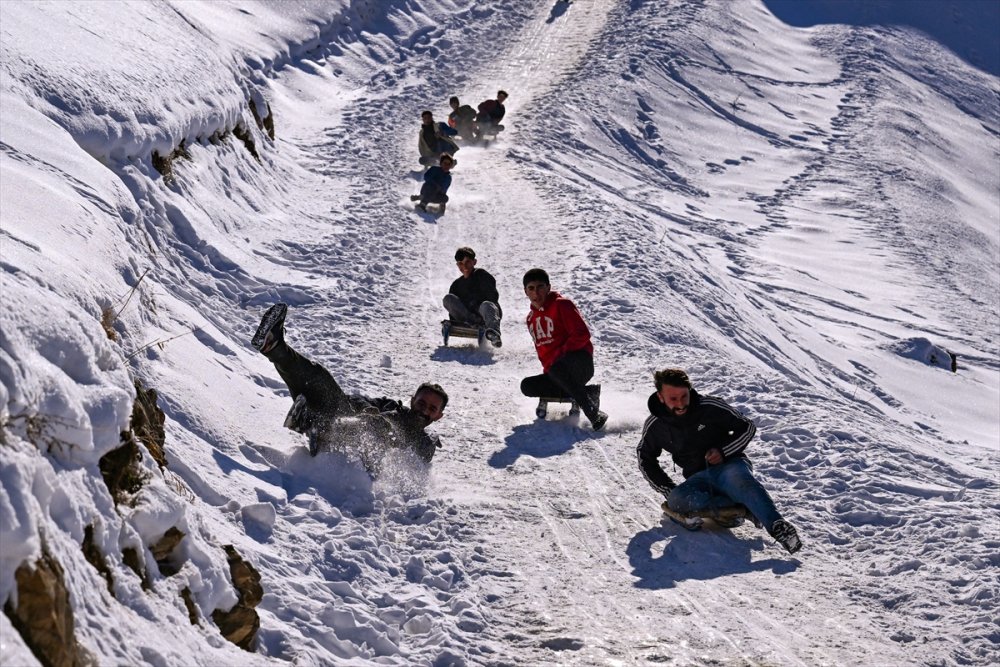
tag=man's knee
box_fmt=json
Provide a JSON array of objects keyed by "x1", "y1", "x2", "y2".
[
  {"x1": 479, "y1": 301, "x2": 500, "y2": 320},
  {"x1": 521, "y1": 375, "x2": 547, "y2": 396}
]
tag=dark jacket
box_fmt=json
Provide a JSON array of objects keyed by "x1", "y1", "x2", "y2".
[
  {"x1": 423, "y1": 165, "x2": 452, "y2": 193},
  {"x1": 636, "y1": 389, "x2": 755, "y2": 495},
  {"x1": 287, "y1": 394, "x2": 440, "y2": 464},
  {"x1": 449, "y1": 105, "x2": 477, "y2": 139},
  {"x1": 477, "y1": 99, "x2": 505, "y2": 124},
  {"x1": 449, "y1": 268, "x2": 502, "y2": 319}
]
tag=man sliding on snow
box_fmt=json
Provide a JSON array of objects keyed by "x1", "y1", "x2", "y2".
[
  {"x1": 250, "y1": 304, "x2": 448, "y2": 470},
  {"x1": 520, "y1": 268, "x2": 608, "y2": 430},
  {"x1": 448, "y1": 96, "x2": 478, "y2": 141},
  {"x1": 637, "y1": 368, "x2": 802, "y2": 554},
  {"x1": 412, "y1": 153, "x2": 454, "y2": 212},
  {"x1": 418, "y1": 110, "x2": 459, "y2": 166},
  {"x1": 475, "y1": 90, "x2": 507, "y2": 139},
  {"x1": 443, "y1": 246, "x2": 502, "y2": 347}
]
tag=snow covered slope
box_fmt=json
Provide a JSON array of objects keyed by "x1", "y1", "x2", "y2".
[{"x1": 1, "y1": 0, "x2": 997, "y2": 665}]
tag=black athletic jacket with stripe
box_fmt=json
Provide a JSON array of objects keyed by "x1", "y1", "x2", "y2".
[{"x1": 637, "y1": 389, "x2": 756, "y2": 495}]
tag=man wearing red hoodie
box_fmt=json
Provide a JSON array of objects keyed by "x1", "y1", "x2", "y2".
[{"x1": 521, "y1": 268, "x2": 608, "y2": 430}]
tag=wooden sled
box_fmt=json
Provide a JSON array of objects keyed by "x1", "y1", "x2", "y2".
[
  {"x1": 534, "y1": 396, "x2": 580, "y2": 420},
  {"x1": 441, "y1": 320, "x2": 485, "y2": 346},
  {"x1": 660, "y1": 501, "x2": 751, "y2": 531}
]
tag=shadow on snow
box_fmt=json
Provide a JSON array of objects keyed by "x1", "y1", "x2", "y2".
[
  {"x1": 627, "y1": 523, "x2": 799, "y2": 589},
  {"x1": 487, "y1": 420, "x2": 595, "y2": 468},
  {"x1": 429, "y1": 346, "x2": 497, "y2": 365}
]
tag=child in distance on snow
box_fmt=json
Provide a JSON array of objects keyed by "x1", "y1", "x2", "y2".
[
  {"x1": 418, "y1": 110, "x2": 459, "y2": 166},
  {"x1": 412, "y1": 153, "x2": 454, "y2": 212},
  {"x1": 448, "y1": 96, "x2": 478, "y2": 141},
  {"x1": 475, "y1": 90, "x2": 507, "y2": 138},
  {"x1": 636, "y1": 368, "x2": 802, "y2": 554}
]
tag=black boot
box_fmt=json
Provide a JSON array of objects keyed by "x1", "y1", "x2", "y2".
[{"x1": 251, "y1": 303, "x2": 287, "y2": 354}]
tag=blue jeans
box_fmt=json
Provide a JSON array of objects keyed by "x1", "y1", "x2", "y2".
[{"x1": 667, "y1": 458, "x2": 782, "y2": 529}]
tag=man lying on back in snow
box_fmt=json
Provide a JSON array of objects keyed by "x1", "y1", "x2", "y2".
[
  {"x1": 637, "y1": 368, "x2": 802, "y2": 554},
  {"x1": 251, "y1": 304, "x2": 448, "y2": 469}
]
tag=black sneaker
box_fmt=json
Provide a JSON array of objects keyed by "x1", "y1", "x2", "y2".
[
  {"x1": 590, "y1": 411, "x2": 608, "y2": 431},
  {"x1": 535, "y1": 399, "x2": 548, "y2": 420},
  {"x1": 485, "y1": 328, "x2": 502, "y2": 348},
  {"x1": 568, "y1": 401, "x2": 581, "y2": 417},
  {"x1": 770, "y1": 519, "x2": 802, "y2": 554},
  {"x1": 251, "y1": 303, "x2": 287, "y2": 354}
]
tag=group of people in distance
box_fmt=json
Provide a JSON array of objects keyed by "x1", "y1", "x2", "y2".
[
  {"x1": 411, "y1": 90, "x2": 508, "y2": 212},
  {"x1": 249, "y1": 245, "x2": 803, "y2": 554}
]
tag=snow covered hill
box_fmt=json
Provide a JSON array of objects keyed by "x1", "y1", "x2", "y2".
[{"x1": 1, "y1": 1, "x2": 997, "y2": 665}]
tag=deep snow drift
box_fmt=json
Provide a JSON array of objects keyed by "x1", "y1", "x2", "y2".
[{"x1": 1, "y1": 1, "x2": 997, "y2": 665}]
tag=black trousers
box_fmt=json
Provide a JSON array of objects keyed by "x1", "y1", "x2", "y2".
[
  {"x1": 265, "y1": 342, "x2": 348, "y2": 419},
  {"x1": 520, "y1": 350, "x2": 596, "y2": 418},
  {"x1": 419, "y1": 183, "x2": 449, "y2": 204}
]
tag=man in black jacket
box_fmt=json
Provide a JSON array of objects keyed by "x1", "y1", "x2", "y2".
[
  {"x1": 448, "y1": 96, "x2": 477, "y2": 141},
  {"x1": 475, "y1": 90, "x2": 507, "y2": 138},
  {"x1": 637, "y1": 368, "x2": 801, "y2": 554},
  {"x1": 250, "y1": 304, "x2": 447, "y2": 468},
  {"x1": 443, "y1": 247, "x2": 502, "y2": 347}
]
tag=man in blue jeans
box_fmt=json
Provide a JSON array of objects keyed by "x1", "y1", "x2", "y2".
[{"x1": 636, "y1": 368, "x2": 802, "y2": 554}]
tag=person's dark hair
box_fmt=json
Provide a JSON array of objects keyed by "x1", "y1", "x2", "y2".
[
  {"x1": 449, "y1": 96, "x2": 459, "y2": 105},
  {"x1": 421, "y1": 110, "x2": 433, "y2": 118},
  {"x1": 416, "y1": 382, "x2": 449, "y2": 409},
  {"x1": 522, "y1": 268, "x2": 550, "y2": 287},
  {"x1": 455, "y1": 247, "x2": 476, "y2": 261},
  {"x1": 654, "y1": 368, "x2": 692, "y2": 391},
  {"x1": 497, "y1": 90, "x2": 508, "y2": 99},
  {"x1": 440, "y1": 154, "x2": 454, "y2": 165}
]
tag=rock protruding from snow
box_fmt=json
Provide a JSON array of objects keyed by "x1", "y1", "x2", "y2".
[
  {"x1": 3, "y1": 551, "x2": 93, "y2": 667},
  {"x1": 212, "y1": 545, "x2": 263, "y2": 652}
]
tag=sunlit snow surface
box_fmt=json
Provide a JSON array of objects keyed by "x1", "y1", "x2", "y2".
[{"x1": 1, "y1": 0, "x2": 997, "y2": 665}]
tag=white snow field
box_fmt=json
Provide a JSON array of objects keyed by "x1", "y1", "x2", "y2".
[{"x1": 1, "y1": 0, "x2": 997, "y2": 665}]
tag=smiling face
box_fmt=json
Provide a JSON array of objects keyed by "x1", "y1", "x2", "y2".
[
  {"x1": 524, "y1": 280, "x2": 550, "y2": 309},
  {"x1": 411, "y1": 388, "x2": 445, "y2": 425},
  {"x1": 456, "y1": 256, "x2": 476, "y2": 278},
  {"x1": 657, "y1": 385, "x2": 691, "y2": 416}
]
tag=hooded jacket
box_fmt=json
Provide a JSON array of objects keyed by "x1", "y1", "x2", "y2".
[
  {"x1": 636, "y1": 389, "x2": 755, "y2": 495},
  {"x1": 525, "y1": 291, "x2": 593, "y2": 372}
]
